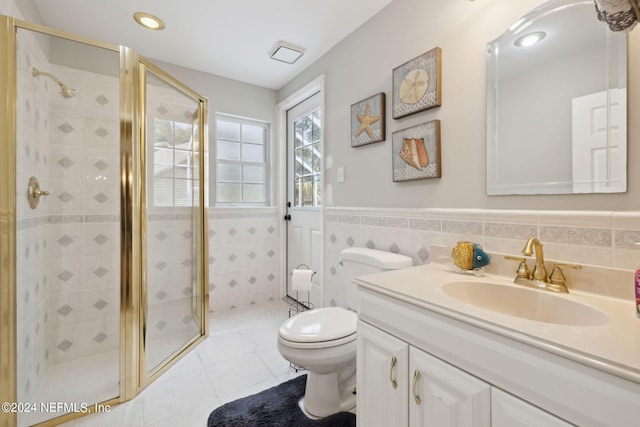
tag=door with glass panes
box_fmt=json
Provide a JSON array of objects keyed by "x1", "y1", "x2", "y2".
[{"x1": 285, "y1": 92, "x2": 322, "y2": 307}]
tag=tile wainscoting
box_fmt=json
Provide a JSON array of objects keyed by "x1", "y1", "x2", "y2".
[
  {"x1": 324, "y1": 207, "x2": 640, "y2": 309},
  {"x1": 208, "y1": 208, "x2": 281, "y2": 312}
]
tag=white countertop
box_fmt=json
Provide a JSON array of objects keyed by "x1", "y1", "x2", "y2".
[{"x1": 354, "y1": 263, "x2": 640, "y2": 383}]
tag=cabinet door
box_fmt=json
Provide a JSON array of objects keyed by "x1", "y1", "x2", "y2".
[
  {"x1": 492, "y1": 388, "x2": 574, "y2": 427},
  {"x1": 357, "y1": 321, "x2": 409, "y2": 427},
  {"x1": 409, "y1": 347, "x2": 490, "y2": 427}
]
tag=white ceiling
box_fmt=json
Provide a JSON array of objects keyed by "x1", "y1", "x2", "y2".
[{"x1": 31, "y1": 0, "x2": 394, "y2": 90}]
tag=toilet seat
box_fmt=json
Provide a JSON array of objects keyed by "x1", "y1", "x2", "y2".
[
  {"x1": 279, "y1": 332, "x2": 356, "y2": 349},
  {"x1": 279, "y1": 307, "x2": 357, "y2": 348}
]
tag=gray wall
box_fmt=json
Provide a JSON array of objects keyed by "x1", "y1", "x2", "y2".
[
  {"x1": 154, "y1": 60, "x2": 277, "y2": 123},
  {"x1": 278, "y1": 0, "x2": 640, "y2": 211}
]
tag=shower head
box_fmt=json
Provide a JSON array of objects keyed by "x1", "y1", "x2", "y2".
[
  {"x1": 59, "y1": 84, "x2": 75, "y2": 99},
  {"x1": 32, "y1": 67, "x2": 75, "y2": 98}
]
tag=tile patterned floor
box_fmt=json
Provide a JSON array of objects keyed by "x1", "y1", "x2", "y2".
[{"x1": 60, "y1": 300, "x2": 301, "y2": 427}]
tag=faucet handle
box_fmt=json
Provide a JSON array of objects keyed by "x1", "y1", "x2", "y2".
[
  {"x1": 549, "y1": 262, "x2": 582, "y2": 286},
  {"x1": 504, "y1": 255, "x2": 531, "y2": 279}
]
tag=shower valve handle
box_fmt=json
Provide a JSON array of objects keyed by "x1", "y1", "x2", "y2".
[{"x1": 28, "y1": 176, "x2": 50, "y2": 209}]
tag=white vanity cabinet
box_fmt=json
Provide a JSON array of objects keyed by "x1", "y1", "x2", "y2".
[
  {"x1": 357, "y1": 321, "x2": 409, "y2": 426},
  {"x1": 357, "y1": 320, "x2": 491, "y2": 427},
  {"x1": 354, "y1": 281, "x2": 637, "y2": 426}
]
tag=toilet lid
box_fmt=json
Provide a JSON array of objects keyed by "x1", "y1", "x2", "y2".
[{"x1": 279, "y1": 307, "x2": 357, "y2": 343}]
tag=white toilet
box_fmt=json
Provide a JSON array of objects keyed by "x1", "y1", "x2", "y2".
[{"x1": 277, "y1": 247, "x2": 413, "y2": 417}]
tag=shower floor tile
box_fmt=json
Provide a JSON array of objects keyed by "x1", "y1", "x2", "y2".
[{"x1": 58, "y1": 299, "x2": 299, "y2": 427}]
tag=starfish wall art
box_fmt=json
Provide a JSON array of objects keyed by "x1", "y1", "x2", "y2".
[{"x1": 350, "y1": 92, "x2": 386, "y2": 147}]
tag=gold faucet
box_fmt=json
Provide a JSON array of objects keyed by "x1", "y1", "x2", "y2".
[
  {"x1": 522, "y1": 237, "x2": 547, "y2": 283},
  {"x1": 504, "y1": 237, "x2": 581, "y2": 293}
]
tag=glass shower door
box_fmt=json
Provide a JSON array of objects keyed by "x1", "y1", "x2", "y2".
[
  {"x1": 142, "y1": 63, "x2": 207, "y2": 376},
  {"x1": 13, "y1": 25, "x2": 121, "y2": 427}
]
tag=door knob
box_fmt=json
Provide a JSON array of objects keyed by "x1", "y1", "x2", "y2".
[{"x1": 284, "y1": 214, "x2": 292, "y2": 221}]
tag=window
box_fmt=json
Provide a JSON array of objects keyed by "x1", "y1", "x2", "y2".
[
  {"x1": 151, "y1": 117, "x2": 200, "y2": 207},
  {"x1": 215, "y1": 114, "x2": 270, "y2": 204},
  {"x1": 293, "y1": 110, "x2": 321, "y2": 207}
]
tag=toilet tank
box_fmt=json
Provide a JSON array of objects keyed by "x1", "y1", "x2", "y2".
[{"x1": 340, "y1": 247, "x2": 413, "y2": 309}]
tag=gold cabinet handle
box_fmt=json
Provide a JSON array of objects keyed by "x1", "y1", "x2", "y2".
[
  {"x1": 389, "y1": 356, "x2": 398, "y2": 389},
  {"x1": 412, "y1": 369, "x2": 422, "y2": 405}
]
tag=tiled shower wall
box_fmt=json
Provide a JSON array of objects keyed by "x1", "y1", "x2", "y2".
[
  {"x1": 15, "y1": 28, "x2": 50, "y2": 404},
  {"x1": 208, "y1": 208, "x2": 281, "y2": 312},
  {"x1": 43, "y1": 62, "x2": 121, "y2": 367},
  {"x1": 15, "y1": 29, "x2": 121, "y2": 402},
  {"x1": 325, "y1": 207, "x2": 640, "y2": 308}
]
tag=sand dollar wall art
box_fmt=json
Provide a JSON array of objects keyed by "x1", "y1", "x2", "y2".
[
  {"x1": 392, "y1": 120, "x2": 441, "y2": 182},
  {"x1": 351, "y1": 92, "x2": 386, "y2": 147},
  {"x1": 392, "y1": 47, "x2": 441, "y2": 119}
]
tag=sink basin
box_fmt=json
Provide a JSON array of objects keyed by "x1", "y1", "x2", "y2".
[{"x1": 442, "y1": 281, "x2": 609, "y2": 326}]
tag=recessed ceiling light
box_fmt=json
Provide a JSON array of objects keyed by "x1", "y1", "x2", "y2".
[
  {"x1": 133, "y1": 12, "x2": 165, "y2": 31},
  {"x1": 514, "y1": 31, "x2": 546, "y2": 47},
  {"x1": 269, "y1": 41, "x2": 305, "y2": 64}
]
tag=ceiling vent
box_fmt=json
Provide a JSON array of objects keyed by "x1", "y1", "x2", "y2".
[{"x1": 269, "y1": 41, "x2": 305, "y2": 64}]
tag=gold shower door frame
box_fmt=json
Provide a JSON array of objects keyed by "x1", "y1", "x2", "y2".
[
  {"x1": 136, "y1": 58, "x2": 210, "y2": 386},
  {"x1": 0, "y1": 16, "x2": 209, "y2": 427}
]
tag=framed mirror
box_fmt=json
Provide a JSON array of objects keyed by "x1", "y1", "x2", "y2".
[{"x1": 486, "y1": 0, "x2": 627, "y2": 195}]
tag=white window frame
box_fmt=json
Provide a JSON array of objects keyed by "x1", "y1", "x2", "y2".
[{"x1": 214, "y1": 113, "x2": 271, "y2": 206}]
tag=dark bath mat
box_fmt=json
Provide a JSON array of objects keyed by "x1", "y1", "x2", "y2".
[{"x1": 207, "y1": 374, "x2": 356, "y2": 427}]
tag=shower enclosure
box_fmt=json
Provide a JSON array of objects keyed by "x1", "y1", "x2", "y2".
[{"x1": 0, "y1": 16, "x2": 209, "y2": 427}]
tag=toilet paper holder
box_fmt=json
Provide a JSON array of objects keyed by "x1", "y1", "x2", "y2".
[
  {"x1": 292, "y1": 264, "x2": 317, "y2": 280},
  {"x1": 288, "y1": 264, "x2": 315, "y2": 317},
  {"x1": 287, "y1": 264, "x2": 315, "y2": 373}
]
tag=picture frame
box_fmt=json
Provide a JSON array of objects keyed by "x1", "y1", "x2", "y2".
[
  {"x1": 350, "y1": 92, "x2": 386, "y2": 147},
  {"x1": 392, "y1": 47, "x2": 441, "y2": 119},
  {"x1": 392, "y1": 120, "x2": 441, "y2": 182}
]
